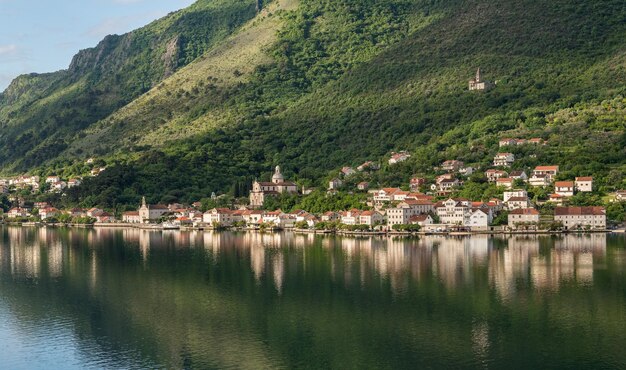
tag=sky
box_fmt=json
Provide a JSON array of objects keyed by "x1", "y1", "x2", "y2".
[{"x1": 0, "y1": 0, "x2": 196, "y2": 91}]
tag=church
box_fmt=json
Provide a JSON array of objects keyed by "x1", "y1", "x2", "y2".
[
  {"x1": 138, "y1": 196, "x2": 169, "y2": 223},
  {"x1": 468, "y1": 68, "x2": 495, "y2": 91},
  {"x1": 249, "y1": 166, "x2": 298, "y2": 208}
]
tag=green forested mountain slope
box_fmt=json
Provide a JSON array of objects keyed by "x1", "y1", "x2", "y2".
[
  {"x1": 0, "y1": 0, "x2": 258, "y2": 170},
  {"x1": 1, "y1": 0, "x2": 625, "y2": 207}
]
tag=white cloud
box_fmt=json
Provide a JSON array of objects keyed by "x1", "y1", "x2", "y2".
[{"x1": 0, "y1": 44, "x2": 18, "y2": 56}]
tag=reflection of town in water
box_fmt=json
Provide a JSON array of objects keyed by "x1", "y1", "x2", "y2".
[{"x1": 0, "y1": 227, "x2": 609, "y2": 297}]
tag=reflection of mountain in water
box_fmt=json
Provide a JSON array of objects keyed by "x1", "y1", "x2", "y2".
[
  {"x1": 0, "y1": 229, "x2": 610, "y2": 296},
  {"x1": 0, "y1": 227, "x2": 623, "y2": 369}
]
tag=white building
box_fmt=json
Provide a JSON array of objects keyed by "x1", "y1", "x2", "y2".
[
  {"x1": 329, "y1": 178, "x2": 343, "y2": 190},
  {"x1": 359, "y1": 211, "x2": 384, "y2": 227},
  {"x1": 122, "y1": 211, "x2": 142, "y2": 223},
  {"x1": 409, "y1": 214, "x2": 434, "y2": 226},
  {"x1": 436, "y1": 199, "x2": 471, "y2": 225},
  {"x1": 493, "y1": 153, "x2": 515, "y2": 167},
  {"x1": 503, "y1": 189, "x2": 528, "y2": 202},
  {"x1": 249, "y1": 166, "x2": 298, "y2": 208},
  {"x1": 485, "y1": 170, "x2": 508, "y2": 182},
  {"x1": 46, "y1": 176, "x2": 60, "y2": 184},
  {"x1": 341, "y1": 209, "x2": 362, "y2": 225},
  {"x1": 529, "y1": 174, "x2": 551, "y2": 187},
  {"x1": 388, "y1": 152, "x2": 411, "y2": 165},
  {"x1": 554, "y1": 207, "x2": 606, "y2": 230},
  {"x1": 386, "y1": 200, "x2": 434, "y2": 226},
  {"x1": 508, "y1": 208, "x2": 540, "y2": 230},
  {"x1": 533, "y1": 166, "x2": 559, "y2": 181},
  {"x1": 467, "y1": 209, "x2": 490, "y2": 230},
  {"x1": 575, "y1": 177, "x2": 593, "y2": 192},
  {"x1": 67, "y1": 179, "x2": 82, "y2": 188},
  {"x1": 509, "y1": 171, "x2": 528, "y2": 181},
  {"x1": 441, "y1": 160, "x2": 465, "y2": 172},
  {"x1": 468, "y1": 68, "x2": 494, "y2": 91},
  {"x1": 554, "y1": 181, "x2": 575, "y2": 197},
  {"x1": 505, "y1": 197, "x2": 531, "y2": 211},
  {"x1": 341, "y1": 167, "x2": 356, "y2": 177},
  {"x1": 496, "y1": 178, "x2": 514, "y2": 189},
  {"x1": 139, "y1": 197, "x2": 169, "y2": 223},
  {"x1": 203, "y1": 208, "x2": 241, "y2": 226}
]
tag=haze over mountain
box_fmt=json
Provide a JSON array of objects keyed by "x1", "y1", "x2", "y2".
[{"x1": 0, "y1": 0, "x2": 624, "y2": 207}]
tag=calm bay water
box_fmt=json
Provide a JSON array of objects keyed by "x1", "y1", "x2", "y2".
[{"x1": 0, "y1": 227, "x2": 625, "y2": 369}]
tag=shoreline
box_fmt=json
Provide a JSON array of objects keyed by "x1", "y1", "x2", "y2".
[{"x1": 1, "y1": 222, "x2": 620, "y2": 236}]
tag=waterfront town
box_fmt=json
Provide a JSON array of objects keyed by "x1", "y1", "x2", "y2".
[
  {"x1": 0, "y1": 144, "x2": 623, "y2": 234},
  {"x1": 0, "y1": 71, "x2": 621, "y2": 234}
]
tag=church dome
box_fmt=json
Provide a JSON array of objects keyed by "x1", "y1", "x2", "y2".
[{"x1": 272, "y1": 166, "x2": 284, "y2": 183}]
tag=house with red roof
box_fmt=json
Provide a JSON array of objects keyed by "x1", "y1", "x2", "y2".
[
  {"x1": 554, "y1": 207, "x2": 606, "y2": 230},
  {"x1": 508, "y1": 208, "x2": 540, "y2": 229},
  {"x1": 575, "y1": 177, "x2": 593, "y2": 192},
  {"x1": 123, "y1": 211, "x2": 141, "y2": 224},
  {"x1": 555, "y1": 181, "x2": 575, "y2": 197}
]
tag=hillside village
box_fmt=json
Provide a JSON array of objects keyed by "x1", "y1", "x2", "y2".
[
  {"x1": 0, "y1": 135, "x2": 624, "y2": 233},
  {"x1": 0, "y1": 72, "x2": 623, "y2": 232}
]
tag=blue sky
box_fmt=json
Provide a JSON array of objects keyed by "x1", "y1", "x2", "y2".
[{"x1": 0, "y1": 0, "x2": 195, "y2": 91}]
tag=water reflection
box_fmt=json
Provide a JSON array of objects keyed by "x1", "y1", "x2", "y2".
[
  {"x1": 0, "y1": 227, "x2": 623, "y2": 369},
  {"x1": 0, "y1": 228, "x2": 610, "y2": 296}
]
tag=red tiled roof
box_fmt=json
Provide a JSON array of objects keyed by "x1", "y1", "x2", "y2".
[
  {"x1": 554, "y1": 207, "x2": 605, "y2": 216},
  {"x1": 403, "y1": 199, "x2": 434, "y2": 206},
  {"x1": 535, "y1": 166, "x2": 559, "y2": 171},
  {"x1": 381, "y1": 187, "x2": 402, "y2": 194},
  {"x1": 147, "y1": 204, "x2": 169, "y2": 210},
  {"x1": 555, "y1": 181, "x2": 574, "y2": 187},
  {"x1": 510, "y1": 208, "x2": 539, "y2": 215},
  {"x1": 575, "y1": 177, "x2": 593, "y2": 181}
]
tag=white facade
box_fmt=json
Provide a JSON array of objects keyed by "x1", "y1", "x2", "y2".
[
  {"x1": 250, "y1": 166, "x2": 298, "y2": 208},
  {"x1": 436, "y1": 199, "x2": 470, "y2": 225},
  {"x1": 554, "y1": 207, "x2": 606, "y2": 230},
  {"x1": 508, "y1": 209, "x2": 540, "y2": 229},
  {"x1": 505, "y1": 197, "x2": 531, "y2": 211},
  {"x1": 485, "y1": 170, "x2": 507, "y2": 182},
  {"x1": 529, "y1": 174, "x2": 551, "y2": 187},
  {"x1": 503, "y1": 190, "x2": 528, "y2": 202},
  {"x1": 555, "y1": 182, "x2": 575, "y2": 197},
  {"x1": 493, "y1": 153, "x2": 515, "y2": 167},
  {"x1": 575, "y1": 177, "x2": 593, "y2": 192},
  {"x1": 138, "y1": 197, "x2": 169, "y2": 223},
  {"x1": 467, "y1": 209, "x2": 490, "y2": 229}
]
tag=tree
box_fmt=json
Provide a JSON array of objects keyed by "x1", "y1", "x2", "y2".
[
  {"x1": 491, "y1": 211, "x2": 509, "y2": 226},
  {"x1": 606, "y1": 202, "x2": 625, "y2": 223},
  {"x1": 295, "y1": 221, "x2": 309, "y2": 229}
]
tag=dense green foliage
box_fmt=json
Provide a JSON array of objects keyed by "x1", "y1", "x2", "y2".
[
  {"x1": 1, "y1": 0, "x2": 625, "y2": 210},
  {"x1": 0, "y1": 0, "x2": 257, "y2": 170}
]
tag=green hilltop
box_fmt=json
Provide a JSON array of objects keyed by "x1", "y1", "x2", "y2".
[{"x1": 0, "y1": 0, "x2": 625, "y2": 208}]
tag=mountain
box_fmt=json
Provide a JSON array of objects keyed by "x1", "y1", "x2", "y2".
[
  {"x1": 0, "y1": 0, "x2": 258, "y2": 169},
  {"x1": 0, "y1": 0, "x2": 625, "y2": 208}
]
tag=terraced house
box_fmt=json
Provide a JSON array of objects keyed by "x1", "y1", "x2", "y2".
[{"x1": 554, "y1": 207, "x2": 606, "y2": 230}]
